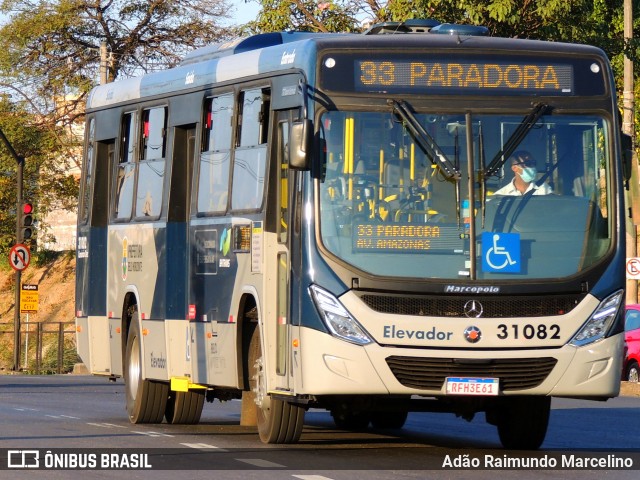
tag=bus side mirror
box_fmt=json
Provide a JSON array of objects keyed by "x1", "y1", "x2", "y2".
[
  {"x1": 621, "y1": 132, "x2": 633, "y2": 182},
  {"x1": 289, "y1": 119, "x2": 312, "y2": 170}
]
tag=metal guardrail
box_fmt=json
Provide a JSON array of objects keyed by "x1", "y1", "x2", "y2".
[{"x1": 0, "y1": 321, "x2": 76, "y2": 374}]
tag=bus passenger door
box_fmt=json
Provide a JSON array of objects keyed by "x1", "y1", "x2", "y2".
[
  {"x1": 166, "y1": 124, "x2": 196, "y2": 380},
  {"x1": 264, "y1": 110, "x2": 295, "y2": 393},
  {"x1": 77, "y1": 121, "x2": 113, "y2": 375}
]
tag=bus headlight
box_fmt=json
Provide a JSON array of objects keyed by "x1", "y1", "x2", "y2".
[
  {"x1": 310, "y1": 285, "x2": 373, "y2": 345},
  {"x1": 569, "y1": 290, "x2": 624, "y2": 347}
]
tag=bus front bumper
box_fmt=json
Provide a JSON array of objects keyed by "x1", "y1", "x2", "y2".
[{"x1": 296, "y1": 326, "x2": 623, "y2": 398}]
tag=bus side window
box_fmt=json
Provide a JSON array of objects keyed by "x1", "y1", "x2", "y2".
[
  {"x1": 135, "y1": 106, "x2": 167, "y2": 218},
  {"x1": 80, "y1": 118, "x2": 96, "y2": 225},
  {"x1": 232, "y1": 87, "x2": 270, "y2": 211},
  {"x1": 198, "y1": 94, "x2": 233, "y2": 214},
  {"x1": 114, "y1": 112, "x2": 137, "y2": 220},
  {"x1": 278, "y1": 119, "x2": 289, "y2": 243}
]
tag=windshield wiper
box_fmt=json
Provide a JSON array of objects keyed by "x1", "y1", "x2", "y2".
[
  {"x1": 388, "y1": 99, "x2": 461, "y2": 181},
  {"x1": 484, "y1": 102, "x2": 548, "y2": 177},
  {"x1": 453, "y1": 124, "x2": 461, "y2": 227},
  {"x1": 477, "y1": 122, "x2": 487, "y2": 228}
]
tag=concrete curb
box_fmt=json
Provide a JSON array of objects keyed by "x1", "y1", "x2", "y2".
[
  {"x1": 620, "y1": 381, "x2": 640, "y2": 397},
  {"x1": 72, "y1": 363, "x2": 90, "y2": 375}
]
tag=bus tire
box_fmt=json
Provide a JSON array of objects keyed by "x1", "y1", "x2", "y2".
[
  {"x1": 496, "y1": 396, "x2": 550, "y2": 450},
  {"x1": 124, "y1": 311, "x2": 168, "y2": 424},
  {"x1": 248, "y1": 328, "x2": 304, "y2": 443},
  {"x1": 165, "y1": 390, "x2": 205, "y2": 424}
]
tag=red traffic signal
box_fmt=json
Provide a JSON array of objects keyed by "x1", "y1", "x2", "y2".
[{"x1": 21, "y1": 202, "x2": 34, "y2": 240}]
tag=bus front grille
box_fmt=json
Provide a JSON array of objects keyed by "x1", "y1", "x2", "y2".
[
  {"x1": 385, "y1": 356, "x2": 558, "y2": 391},
  {"x1": 360, "y1": 294, "x2": 585, "y2": 318}
]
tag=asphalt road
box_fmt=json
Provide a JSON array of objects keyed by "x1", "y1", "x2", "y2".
[{"x1": 0, "y1": 374, "x2": 639, "y2": 479}]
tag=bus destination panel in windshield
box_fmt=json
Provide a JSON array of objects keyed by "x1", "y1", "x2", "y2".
[{"x1": 353, "y1": 222, "x2": 465, "y2": 253}]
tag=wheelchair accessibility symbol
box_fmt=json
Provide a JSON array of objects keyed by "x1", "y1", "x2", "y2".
[{"x1": 482, "y1": 232, "x2": 521, "y2": 273}]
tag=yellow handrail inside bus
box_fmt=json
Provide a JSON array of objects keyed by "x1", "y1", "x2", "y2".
[
  {"x1": 379, "y1": 149, "x2": 385, "y2": 200},
  {"x1": 410, "y1": 143, "x2": 415, "y2": 182},
  {"x1": 344, "y1": 116, "x2": 354, "y2": 199}
]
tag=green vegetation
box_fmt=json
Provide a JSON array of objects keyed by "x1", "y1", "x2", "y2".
[
  {"x1": 247, "y1": 0, "x2": 640, "y2": 146},
  {"x1": 0, "y1": 0, "x2": 234, "y2": 260}
]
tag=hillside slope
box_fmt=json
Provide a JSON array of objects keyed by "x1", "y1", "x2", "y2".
[
  {"x1": 0, "y1": 252, "x2": 76, "y2": 371},
  {"x1": 0, "y1": 252, "x2": 76, "y2": 325}
]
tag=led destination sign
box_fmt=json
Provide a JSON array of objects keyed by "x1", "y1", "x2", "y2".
[
  {"x1": 320, "y1": 53, "x2": 606, "y2": 96},
  {"x1": 353, "y1": 222, "x2": 464, "y2": 253},
  {"x1": 356, "y1": 60, "x2": 573, "y2": 94}
]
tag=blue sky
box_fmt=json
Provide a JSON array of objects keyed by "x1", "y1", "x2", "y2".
[{"x1": 228, "y1": 0, "x2": 261, "y2": 25}]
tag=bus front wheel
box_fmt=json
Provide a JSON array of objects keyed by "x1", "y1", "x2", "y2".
[
  {"x1": 494, "y1": 396, "x2": 550, "y2": 450},
  {"x1": 248, "y1": 328, "x2": 305, "y2": 443},
  {"x1": 124, "y1": 311, "x2": 168, "y2": 424}
]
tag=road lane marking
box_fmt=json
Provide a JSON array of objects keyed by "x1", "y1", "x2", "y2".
[
  {"x1": 45, "y1": 415, "x2": 79, "y2": 419},
  {"x1": 180, "y1": 443, "x2": 227, "y2": 451},
  {"x1": 236, "y1": 458, "x2": 286, "y2": 468},
  {"x1": 293, "y1": 476, "x2": 336, "y2": 480},
  {"x1": 132, "y1": 431, "x2": 174, "y2": 437},
  {"x1": 87, "y1": 422, "x2": 128, "y2": 429}
]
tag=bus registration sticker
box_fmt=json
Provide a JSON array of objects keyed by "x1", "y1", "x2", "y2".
[{"x1": 446, "y1": 377, "x2": 499, "y2": 396}]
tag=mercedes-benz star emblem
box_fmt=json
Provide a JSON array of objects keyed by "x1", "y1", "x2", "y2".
[
  {"x1": 464, "y1": 326, "x2": 482, "y2": 343},
  {"x1": 463, "y1": 300, "x2": 484, "y2": 318}
]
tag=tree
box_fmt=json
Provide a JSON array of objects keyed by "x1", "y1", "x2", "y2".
[
  {"x1": 248, "y1": 0, "x2": 581, "y2": 35},
  {"x1": 247, "y1": 0, "x2": 640, "y2": 145},
  {"x1": 0, "y1": 0, "x2": 233, "y2": 128},
  {"x1": 386, "y1": 0, "x2": 575, "y2": 39},
  {"x1": 246, "y1": 0, "x2": 359, "y2": 33},
  {"x1": 0, "y1": 96, "x2": 76, "y2": 252},
  {"x1": 0, "y1": 0, "x2": 233, "y2": 254}
]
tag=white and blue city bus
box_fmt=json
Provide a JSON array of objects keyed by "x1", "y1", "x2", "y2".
[{"x1": 76, "y1": 20, "x2": 632, "y2": 449}]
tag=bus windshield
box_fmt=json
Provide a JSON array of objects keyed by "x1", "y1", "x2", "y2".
[{"x1": 318, "y1": 108, "x2": 612, "y2": 280}]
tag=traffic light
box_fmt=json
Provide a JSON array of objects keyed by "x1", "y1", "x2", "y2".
[{"x1": 21, "y1": 202, "x2": 34, "y2": 241}]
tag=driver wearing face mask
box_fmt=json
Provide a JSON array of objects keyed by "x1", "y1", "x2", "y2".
[{"x1": 493, "y1": 150, "x2": 552, "y2": 196}]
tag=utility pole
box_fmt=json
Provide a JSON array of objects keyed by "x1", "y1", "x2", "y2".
[
  {"x1": 0, "y1": 128, "x2": 25, "y2": 371},
  {"x1": 100, "y1": 41, "x2": 108, "y2": 85},
  {"x1": 624, "y1": 0, "x2": 638, "y2": 304}
]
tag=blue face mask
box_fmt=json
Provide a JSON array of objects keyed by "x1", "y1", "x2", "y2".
[{"x1": 520, "y1": 166, "x2": 537, "y2": 183}]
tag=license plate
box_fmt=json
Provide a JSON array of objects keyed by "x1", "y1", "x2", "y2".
[{"x1": 445, "y1": 377, "x2": 499, "y2": 396}]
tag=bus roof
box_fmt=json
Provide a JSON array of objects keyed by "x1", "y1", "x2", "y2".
[{"x1": 86, "y1": 28, "x2": 608, "y2": 111}]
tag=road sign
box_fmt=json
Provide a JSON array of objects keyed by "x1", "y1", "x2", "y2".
[
  {"x1": 20, "y1": 284, "x2": 38, "y2": 314},
  {"x1": 9, "y1": 243, "x2": 30, "y2": 271},
  {"x1": 627, "y1": 257, "x2": 640, "y2": 280}
]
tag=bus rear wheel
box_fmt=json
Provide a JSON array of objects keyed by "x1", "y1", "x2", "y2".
[
  {"x1": 124, "y1": 311, "x2": 168, "y2": 424},
  {"x1": 248, "y1": 328, "x2": 305, "y2": 443},
  {"x1": 165, "y1": 390, "x2": 205, "y2": 424},
  {"x1": 495, "y1": 396, "x2": 550, "y2": 450}
]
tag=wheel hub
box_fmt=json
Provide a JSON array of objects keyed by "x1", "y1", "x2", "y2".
[{"x1": 252, "y1": 356, "x2": 266, "y2": 408}]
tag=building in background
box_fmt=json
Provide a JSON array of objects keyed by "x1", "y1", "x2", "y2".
[{"x1": 40, "y1": 95, "x2": 83, "y2": 252}]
